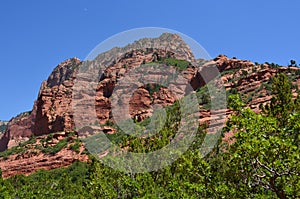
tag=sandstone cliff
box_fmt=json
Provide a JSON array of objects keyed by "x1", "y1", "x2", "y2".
[{"x1": 0, "y1": 33, "x2": 198, "y2": 151}]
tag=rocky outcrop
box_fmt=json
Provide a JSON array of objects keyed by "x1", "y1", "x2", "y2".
[
  {"x1": 33, "y1": 58, "x2": 80, "y2": 136},
  {"x1": 0, "y1": 149, "x2": 87, "y2": 179},
  {"x1": 73, "y1": 33, "x2": 197, "y2": 130},
  {"x1": 0, "y1": 132, "x2": 88, "y2": 179},
  {"x1": 0, "y1": 112, "x2": 33, "y2": 151},
  {"x1": 213, "y1": 54, "x2": 255, "y2": 71},
  {"x1": 0, "y1": 58, "x2": 81, "y2": 151}
]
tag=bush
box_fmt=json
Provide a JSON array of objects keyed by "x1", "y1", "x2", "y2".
[
  {"x1": 229, "y1": 88, "x2": 238, "y2": 94},
  {"x1": 161, "y1": 58, "x2": 190, "y2": 71},
  {"x1": 69, "y1": 141, "x2": 81, "y2": 153},
  {"x1": 42, "y1": 139, "x2": 68, "y2": 155},
  {"x1": 144, "y1": 83, "x2": 164, "y2": 96}
]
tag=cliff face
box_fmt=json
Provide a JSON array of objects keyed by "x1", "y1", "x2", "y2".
[
  {"x1": 0, "y1": 58, "x2": 81, "y2": 151},
  {"x1": 0, "y1": 33, "x2": 198, "y2": 151},
  {"x1": 72, "y1": 33, "x2": 197, "y2": 130},
  {"x1": 33, "y1": 58, "x2": 80, "y2": 136}
]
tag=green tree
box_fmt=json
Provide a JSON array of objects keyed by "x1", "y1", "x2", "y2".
[
  {"x1": 224, "y1": 82, "x2": 300, "y2": 198},
  {"x1": 289, "y1": 60, "x2": 297, "y2": 67},
  {"x1": 267, "y1": 74, "x2": 294, "y2": 126},
  {"x1": 0, "y1": 169, "x2": 13, "y2": 199}
]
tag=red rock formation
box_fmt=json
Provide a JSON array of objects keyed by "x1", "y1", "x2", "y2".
[
  {"x1": 0, "y1": 111, "x2": 34, "y2": 151},
  {"x1": 1, "y1": 34, "x2": 198, "y2": 151},
  {"x1": 2, "y1": 53, "x2": 299, "y2": 152},
  {"x1": 33, "y1": 58, "x2": 80, "y2": 136},
  {"x1": 0, "y1": 132, "x2": 88, "y2": 179},
  {"x1": 1, "y1": 34, "x2": 300, "y2": 179}
]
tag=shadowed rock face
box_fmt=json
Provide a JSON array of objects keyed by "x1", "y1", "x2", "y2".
[
  {"x1": 0, "y1": 112, "x2": 33, "y2": 151},
  {"x1": 0, "y1": 131, "x2": 9, "y2": 152}
]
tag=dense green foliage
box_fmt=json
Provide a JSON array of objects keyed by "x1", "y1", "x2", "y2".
[
  {"x1": 0, "y1": 74, "x2": 299, "y2": 198},
  {"x1": 161, "y1": 58, "x2": 190, "y2": 71},
  {"x1": 224, "y1": 74, "x2": 300, "y2": 198},
  {"x1": 0, "y1": 161, "x2": 90, "y2": 198},
  {"x1": 145, "y1": 57, "x2": 190, "y2": 71},
  {"x1": 144, "y1": 83, "x2": 164, "y2": 96}
]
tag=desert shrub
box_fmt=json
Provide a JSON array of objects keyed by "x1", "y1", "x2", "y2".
[
  {"x1": 42, "y1": 139, "x2": 68, "y2": 155},
  {"x1": 162, "y1": 58, "x2": 190, "y2": 71},
  {"x1": 69, "y1": 141, "x2": 81, "y2": 153},
  {"x1": 144, "y1": 83, "x2": 164, "y2": 96},
  {"x1": 258, "y1": 93, "x2": 264, "y2": 98},
  {"x1": 229, "y1": 88, "x2": 238, "y2": 94}
]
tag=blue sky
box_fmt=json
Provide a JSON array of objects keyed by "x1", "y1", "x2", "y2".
[{"x1": 0, "y1": 0, "x2": 299, "y2": 120}]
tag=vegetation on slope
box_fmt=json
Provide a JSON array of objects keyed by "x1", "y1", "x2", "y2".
[
  {"x1": 144, "y1": 57, "x2": 190, "y2": 71},
  {"x1": 223, "y1": 62, "x2": 300, "y2": 105},
  {"x1": 0, "y1": 132, "x2": 81, "y2": 160}
]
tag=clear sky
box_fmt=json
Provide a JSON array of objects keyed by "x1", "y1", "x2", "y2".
[{"x1": 0, "y1": 0, "x2": 299, "y2": 120}]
